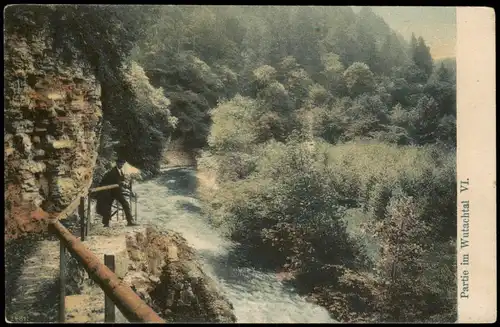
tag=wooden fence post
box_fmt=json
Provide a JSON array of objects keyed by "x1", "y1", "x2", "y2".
[
  {"x1": 86, "y1": 195, "x2": 91, "y2": 236},
  {"x1": 79, "y1": 197, "x2": 85, "y2": 241},
  {"x1": 59, "y1": 241, "x2": 66, "y2": 323},
  {"x1": 104, "y1": 254, "x2": 116, "y2": 323}
]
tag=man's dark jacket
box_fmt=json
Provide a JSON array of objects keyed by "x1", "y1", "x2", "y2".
[{"x1": 95, "y1": 166, "x2": 130, "y2": 217}]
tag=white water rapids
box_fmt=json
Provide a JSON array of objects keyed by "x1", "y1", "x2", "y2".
[{"x1": 131, "y1": 166, "x2": 337, "y2": 323}]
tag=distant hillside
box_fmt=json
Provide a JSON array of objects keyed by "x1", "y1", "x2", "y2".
[{"x1": 357, "y1": 7, "x2": 409, "y2": 49}]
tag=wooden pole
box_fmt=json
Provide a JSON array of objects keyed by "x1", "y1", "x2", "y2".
[
  {"x1": 104, "y1": 254, "x2": 116, "y2": 323},
  {"x1": 79, "y1": 197, "x2": 85, "y2": 241},
  {"x1": 86, "y1": 195, "x2": 91, "y2": 236},
  {"x1": 59, "y1": 241, "x2": 66, "y2": 323}
]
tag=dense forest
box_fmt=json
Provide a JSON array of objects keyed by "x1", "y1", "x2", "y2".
[{"x1": 5, "y1": 5, "x2": 456, "y2": 323}]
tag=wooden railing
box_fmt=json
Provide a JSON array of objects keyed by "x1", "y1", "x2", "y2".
[{"x1": 50, "y1": 181, "x2": 162, "y2": 323}]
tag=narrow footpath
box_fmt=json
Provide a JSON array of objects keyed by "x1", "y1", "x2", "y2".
[{"x1": 5, "y1": 209, "x2": 142, "y2": 323}]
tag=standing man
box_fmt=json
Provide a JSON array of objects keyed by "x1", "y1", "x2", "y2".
[{"x1": 95, "y1": 159, "x2": 138, "y2": 227}]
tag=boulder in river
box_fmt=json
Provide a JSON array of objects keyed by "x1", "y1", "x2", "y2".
[{"x1": 123, "y1": 227, "x2": 237, "y2": 323}]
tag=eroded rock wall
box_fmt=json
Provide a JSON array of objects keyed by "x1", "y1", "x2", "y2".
[
  {"x1": 4, "y1": 32, "x2": 103, "y2": 241},
  {"x1": 124, "y1": 227, "x2": 237, "y2": 323}
]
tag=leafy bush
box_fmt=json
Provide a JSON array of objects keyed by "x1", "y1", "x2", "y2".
[
  {"x1": 364, "y1": 193, "x2": 455, "y2": 322},
  {"x1": 207, "y1": 95, "x2": 260, "y2": 153},
  {"x1": 205, "y1": 141, "x2": 366, "y2": 271},
  {"x1": 343, "y1": 62, "x2": 376, "y2": 96}
]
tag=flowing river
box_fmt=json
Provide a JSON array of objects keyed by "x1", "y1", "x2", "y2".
[{"x1": 131, "y1": 166, "x2": 337, "y2": 323}]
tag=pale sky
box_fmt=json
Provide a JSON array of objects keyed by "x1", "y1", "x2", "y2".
[{"x1": 353, "y1": 6, "x2": 457, "y2": 59}]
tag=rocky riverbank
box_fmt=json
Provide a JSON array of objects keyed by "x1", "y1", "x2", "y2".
[{"x1": 65, "y1": 222, "x2": 236, "y2": 323}]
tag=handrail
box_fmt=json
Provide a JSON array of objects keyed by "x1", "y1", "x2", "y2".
[
  {"x1": 48, "y1": 182, "x2": 160, "y2": 323},
  {"x1": 49, "y1": 221, "x2": 165, "y2": 323},
  {"x1": 89, "y1": 184, "x2": 120, "y2": 194}
]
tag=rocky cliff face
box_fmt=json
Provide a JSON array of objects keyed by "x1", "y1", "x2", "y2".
[
  {"x1": 124, "y1": 227, "x2": 237, "y2": 323},
  {"x1": 4, "y1": 32, "x2": 103, "y2": 241}
]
